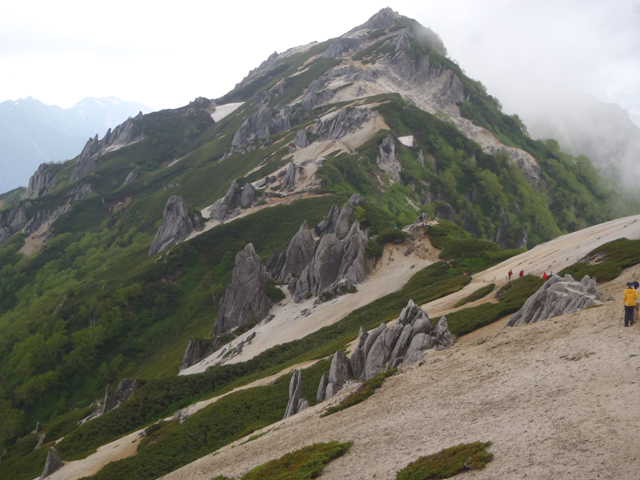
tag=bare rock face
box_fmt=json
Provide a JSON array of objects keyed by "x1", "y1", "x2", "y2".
[
  {"x1": 268, "y1": 221, "x2": 316, "y2": 283},
  {"x1": 40, "y1": 447, "x2": 63, "y2": 479},
  {"x1": 23, "y1": 163, "x2": 55, "y2": 200},
  {"x1": 361, "y1": 7, "x2": 398, "y2": 30},
  {"x1": 231, "y1": 106, "x2": 290, "y2": 149},
  {"x1": 210, "y1": 180, "x2": 238, "y2": 221},
  {"x1": 0, "y1": 204, "x2": 27, "y2": 245},
  {"x1": 505, "y1": 274, "x2": 605, "y2": 327},
  {"x1": 315, "y1": 194, "x2": 363, "y2": 238},
  {"x1": 322, "y1": 37, "x2": 363, "y2": 58},
  {"x1": 115, "y1": 379, "x2": 140, "y2": 403},
  {"x1": 214, "y1": 243, "x2": 272, "y2": 335},
  {"x1": 123, "y1": 170, "x2": 138, "y2": 185},
  {"x1": 71, "y1": 114, "x2": 143, "y2": 181},
  {"x1": 179, "y1": 338, "x2": 211, "y2": 371},
  {"x1": 282, "y1": 159, "x2": 298, "y2": 191},
  {"x1": 377, "y1": 135, "x2": 402, "y2": 182},
  {"x1": 314, "y1": 107, "x2": 371, "y2": 142},
  {"x1": 149, "y1": 196, "x2": 201, "y2": 256},
  {"x1": 239, "y1": 183, "x2": 256, "y2": 208},
  {"x1": 21, "y1": 203, "x2": 73, "y2": 236},
  {"x1": 293, "y1": 129, "x2": 309, "y2": 148},
  {"x1": 317, "y1": 374, "x2": 329, "y2": 403},
  {"x1": 328, "y1": 350, "x2": 353, "y2": 388},
  {"x1": 315, "y1": 205, "x2": 341, "y2": 237},
  {"x1": 284, "y1": 370, "x2": 307, "y2": 419},
  {"x1": 350, "y1": 346, "x2": 365, "y2": 380},
  {"x1": 100, "y1": 385, "x2": 118, "y2": 415}
]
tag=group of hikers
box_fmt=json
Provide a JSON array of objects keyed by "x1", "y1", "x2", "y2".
[
  {"x1": 507, "y1": 269, "x2": 526, "y2": 281},
  {"x1": 624, "y1": 281, "x2": 640, "y2": 327}
]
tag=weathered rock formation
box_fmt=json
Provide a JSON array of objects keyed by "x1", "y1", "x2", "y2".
[
  {"x1": 316, "y1": 300, "x2": 455, "y2": 402},
  {"x1": 40, "y1": 447, "x2": 63, "y2": 479},
  {"x1": 377, "y1": 135, "x2": 402, "y2": 182},
  {"x1": 149, "y1": 196, "x2": 202, "y2": 256},
  {"x1": 315, "y1": 194, "x2": 363, "y2": 238},
  {"x1": 290, "y1": 220, "x2": 370, "y2": 303},
  {"x1": 282, "y1": 159, "x2": 298, "y2": 191},
  {"x1": 505, "y1": 274, "x2": 605, "y2": 327},
  {"x1": 293, "y1": 129, "x2": 309, "y2": 148},
  {"x1": 179, "y1": 338, "x2": 212, "y2": 371},
  {"x1": 100, "y1": 384, "x2": 119, "y2": 415},
  {"x1": 115, "y1": 379, "x2": 140, "y2": 404},
  {"x1": 314, "y1": 107, "x2": 371, "y2": 141},
  {"x1": 22, "y1": 202, "x2": 73, "y2": 236},
  {"x1": 210, "y1": 180, "x2": 264, "y2": 221},
  {"x1": 123, "y1": 170, "x2": 138, "y2": 185},
  {"x1": 231, "y1": 106, "x2": 290, "y2": 149},
  {"x1": 267, "y1": 221, "x2": 316, "y2": 283},
  {"x1": 23, "y1": 163, "x2": 55, "y2": 200},
  {"x1": 0, "y1": 204, "x2": 28, "y2": 245},
  {"x1": 283, "y1": 370, "x2": 309, "y2": 419},
  {"x1": 214, "y1": 243, "x2": 272, "y2": 335},
  {"x1": 71, "y1": 113, "x2": 143, "y2": 181}
]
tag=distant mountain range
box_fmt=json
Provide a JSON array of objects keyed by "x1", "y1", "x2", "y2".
[{"x1": 0, "y1": 96, "x2": 152, "y2": 194}]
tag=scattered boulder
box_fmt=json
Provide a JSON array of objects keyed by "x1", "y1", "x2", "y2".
[
  {"x1": 23, "y1": 163, "x2": 55, "y2": 200},
  {"x1": 210, "y1": 179, "x2": 263, "y2": 221},
  {"x1": 40, "y1": 447, "x2": 63, "y2": 479},
  {"x1": 284, "y1": 370, "x2": 308, "y2": 419},
  {"x1": 214, "y1": 243, "x2": 272, "y2": 335},
  {"x1": 282, "y1": 159, "x2": 298, "y2": 191},
  {"x1": 148, "y1": 196, "x2": 202, "y2": 256},
  {"x1": 505, "y1": 274, "x2": 605, "y2": 327}
]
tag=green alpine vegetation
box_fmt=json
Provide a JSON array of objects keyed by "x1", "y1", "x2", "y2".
[
  {"x1": 453, "y1": 284, "x2": 495, "y2": 308},
  {"x1": 396, "y1": 441, "x2": 494, "y2": 479},
  {"x1": 321, "y1": 369, "x2": 397, "y2": 417},
  {"x1": 558, "y1": 238, "x2": 640, "y2": 282}
]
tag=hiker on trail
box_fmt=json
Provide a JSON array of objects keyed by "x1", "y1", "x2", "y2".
[
  {"x1": 508, "y1": 270, "x2": 513, "y2": 281},
  {"x1": 519, "y1": 270, "x2": 524, "y2": 278},
  {"x1": 624, "y1": 282, "x2": 638, "y2": 327},
  {"x1": 549, "y1": 271, "x2": 554, "y2": 278},
  {"x1": 543, "y1": 272, "x2": 548, "y2": 280},
  {"x1": 634, "y1": 281, "x2": 640, "y2": 324}
]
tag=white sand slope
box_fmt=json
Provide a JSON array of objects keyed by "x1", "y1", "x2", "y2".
[
  {"x1": 162, "y1": 297, "x2": 640, "y2": 480},
  {"x1": 211, "y1": 102, "x2": 244, "y2": 122}
]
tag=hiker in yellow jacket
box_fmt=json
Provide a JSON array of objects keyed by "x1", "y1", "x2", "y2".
[{"x1": 624, "y1": 282, "x2": 638, "y2": 327}]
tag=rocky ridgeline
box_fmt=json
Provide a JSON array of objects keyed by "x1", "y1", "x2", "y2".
[
  {"x1": 71, "y1": 113, "x2": 144, "y2": 182},
  {"x1": 314, "y1": 300, "x2": 455, "y2": 405},
  {"x1": 506, "y1": 274, "x2": 605, "y2": 327},
  {"x1": 22, "y1": 163, "x2": 55, "y2": 200},
  {"x1": 213, "y1": 243, "x2": 272, "y2": 335},
  {"x1": 148, "y1": 196, "x2": 202, "y2": 256},
  {"x1": 231, "y1": 106, "x2": 291, "y2": 152},
  {"x1": 209, "y1": 179, "x2": 265, "y2": 221}
]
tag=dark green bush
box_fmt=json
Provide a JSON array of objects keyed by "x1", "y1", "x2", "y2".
[
  {"x1": 558, "y1": 238, "x2": 640, "y2": 282},
  {"x1": 365, "y1": 239, "x2": 383, "y2": 258},
  {"x1": 453, "y1": 284, "x2": 495, "y2": 308},
  {"x1": 376, "y1": 228, "x2": 410, "y2": 245},
  {"x1": 396, "y1": 441, "x2": 493, "y2": 479},
  {"x1": 266, "y1": 279, "x2": 286, "y2": 301}
]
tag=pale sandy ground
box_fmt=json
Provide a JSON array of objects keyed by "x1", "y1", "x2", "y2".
[
  {"x1": 162, "y1": 294, "x2": 640, "y2": 480},
  {"x1": 421, "y1": 214, "x2": 640, "y2": 318},
  {"x1": 211, "y1": 103, "x2": 244, "y2": 122},
  {"x1": 181, "y1": 237, "x2": 438, "y2": 374}
]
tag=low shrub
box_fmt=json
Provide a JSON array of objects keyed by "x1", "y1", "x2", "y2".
[
  {"x1": 365, "y1": 239, "x2": 383, "y2": 258},
  {"x1": 242, "y1": 441, "x2": 352, "y2": 480},
  {"x1": 321, "y1": 369, "x2": 396, "y2": 417},
  {"x1": 376, "y1": 227, "x2": 410, "y2": 245},
  {"x1": 453, "y1": 284, "x2": 495, "y2": 308},
  {"x1": 558, "y1": 238, "x2": 640, "y2": 282},
  {"x1": 446, "y1": 276, "x2": 544, "y2": 337},
  {"x1": 396, "y1": 441, "x2": 493, "y2": 479},
  {"x1": 266, "y1": 279, "x2": 286, "y2": 301}
]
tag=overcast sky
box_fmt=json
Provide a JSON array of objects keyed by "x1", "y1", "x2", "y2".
[{"x1": 1, "y1": 0, "x2": 639, "y2": 123}]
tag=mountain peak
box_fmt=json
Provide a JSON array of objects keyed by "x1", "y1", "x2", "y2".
[{"x1": 362, "y1": 7, "x2": 398, "y2": 30}]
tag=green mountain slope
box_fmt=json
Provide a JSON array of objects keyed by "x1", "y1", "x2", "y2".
[{"x1": 0, "y1": 8, "x2": 638, "y2": 477}]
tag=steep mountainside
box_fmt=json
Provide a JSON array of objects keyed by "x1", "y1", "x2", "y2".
[
  {"x1": 1, "y1": 8, "x2": 639, "y2": 480},
  {"x1": 0, "y1": 96, "x2": 152, "y2": 194}
]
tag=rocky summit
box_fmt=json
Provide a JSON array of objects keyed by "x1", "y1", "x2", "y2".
[{"x1": 2, "y1": 7, "x2": 640, "y2": 480}]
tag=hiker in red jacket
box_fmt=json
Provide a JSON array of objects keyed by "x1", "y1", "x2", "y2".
[
  {"x1": 543, "y1": 272, "x2": 548, "y2": 280},
  {"x1": 519, "y1": 269, "x2": 524, "y2": 277},
  {"x1": 508, "y1": 270, "x2": 513, "y2": 281}
]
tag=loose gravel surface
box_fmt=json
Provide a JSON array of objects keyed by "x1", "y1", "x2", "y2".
[{"x1": 162, "y1": 297, "x2": 640, "y2": 480}]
